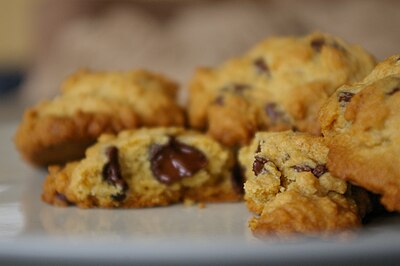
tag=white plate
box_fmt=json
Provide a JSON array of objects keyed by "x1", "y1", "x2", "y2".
[{"x1": 0, "y1": 123, "x2": 399, "y2": 265}]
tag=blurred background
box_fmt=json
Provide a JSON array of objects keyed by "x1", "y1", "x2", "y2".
[{"x1": 0, "y1": 0, "x2": 399, "y2": 122}]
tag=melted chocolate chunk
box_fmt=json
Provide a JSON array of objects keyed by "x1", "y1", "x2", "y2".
[
  {"x1": 312, "y1": 164, "x2": 327, "y2": 177},
  {"x1": 231, "y1": 163, "x2": 245, "y2": 194},
  {"x1": 292, "y1": 164, "x2": 327, "y2": 177},
  {"x1": 311, "y1": 38, "x2": 325, "y2": 52},
  {"x1": 387, "y1": 87, "x2": 400, "y2": 96},
  {"x1": 252, "y1": 156, "x2": 269, "y2": 176},
  {"x1": 150, "y1": 137, "x2": 208, "y2": 185},
  {"x1": 292, "y1": 164, "x2": 313, "y2": 172},
  {"x1": 254, "y1": 58, "x2": 270, "y2": 75},
  {"x1": 338, "y1": 91, "x2": 355, "y2": 103},
  {"x1": 102, "y1": 146, "x2": 128, "y2": 200}
]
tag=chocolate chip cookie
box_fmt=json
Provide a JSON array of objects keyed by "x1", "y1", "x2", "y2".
[
  {"x1": 238, "y1": 131, "x2": 370, "y2": 237},
  {"x1": 320, "y1": 54, "x2": 400, "y2": 212},
  {"x1": 14, "y1": 69, "x2": 185, "y2": 166},
  {"x1": 42, "y1": 128, "x2": 242, "y2": 208},
  {"x1": 188, "y1": 32, "x2": 375, "y2": 146}
]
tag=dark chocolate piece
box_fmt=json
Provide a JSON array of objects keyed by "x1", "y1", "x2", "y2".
[
  {"x1": 265, "y1": 103, "x2": 284, "y2": 122},
  {"x1": 111, "y1": 193, "x2": 127, "y2": 202},
  {"x1": 312, "y1": 164, "x2": 327, "y2": 177},
  {"x1": 254, "y1": 58, "x2": 270, "y2": 75},
  {"x1": 150, "y1": 137, "x2": 208, "y2": 184},
  {"x1": 311, "y1": 38, "x2": 325, "y2": 52},
  {"x1": 214, "y1": 95, "x2": 224, "y2": 105},
  {"x1": 292, "y1": 164, "x2": 327, "y2": 177},
  {"x1": 102, "y1": 146, "x2": 128, "y2": 200},
  {"x1": 252, "y1": 156, "x2": 269, "y2": 176},
  {"x1": 387, "y1": 87, "x2": 400, "y2": 96},
  {"x1": 292, "y1": 164, "x2": 313, "y2": 172},
  {"x1": 338, "y1": 91, "x2": 355, "y2": 104}
]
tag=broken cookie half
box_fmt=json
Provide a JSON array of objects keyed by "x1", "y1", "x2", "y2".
[
  {"x1": 42, "y1": 128, "x2": 242, "y2": 208},
  {"x1": 238, "y1": 131, "x2": 371, "y2": 237}
]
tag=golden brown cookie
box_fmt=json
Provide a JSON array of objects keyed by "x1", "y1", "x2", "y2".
[
  {"x1": 320, "y1": 54, "x2": 400, "y2": 212},
  {"x1": 14, "y1": 70, "x2": 185, "y2": 166},
  {"x1": 188, "y1": 32, "x2": 375, "y2": 146},
  {"x1": 238, "y1": 131, "x2": 370, "y2": 237},
  {"x1": 42, "y1": 128, "x2": 242, "y2": 208}
]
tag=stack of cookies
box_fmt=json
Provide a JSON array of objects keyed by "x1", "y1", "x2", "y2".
[{"x1": 14, "y1": 32, "x2": 400, "y2": 237}]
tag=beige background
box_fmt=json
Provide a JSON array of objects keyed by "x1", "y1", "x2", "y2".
[{"x1": 0, "y1": 0, "x2": 399, "y2": 104}]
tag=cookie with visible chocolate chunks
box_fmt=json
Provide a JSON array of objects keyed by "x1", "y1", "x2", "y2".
[
  {"x1": 188, "y1": 32, "x2": 375, "y2": 146},
  {"x1": 14, "y1": 69, "x2": 185, "y2": 166},
  {"x1": 238, "y1": 131, "x2": 370, "y2": 237},
  {"x1": 320, "y1": 54, "x2": 400, "y2": 212},
  {"x1": 42, "y1": 128, "x2": 242, "y2": 208}
]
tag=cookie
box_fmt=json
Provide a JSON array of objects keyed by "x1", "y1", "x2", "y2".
[
  {"x1": 14, "y1": 69, "x2": 185, "y2": 166},
  {"x1": 188, "y1": 32, "x2": 375, "y2": 146},
  {"x1": 42, "y1": 127, "x2": 242, "y2": 208},
  {"x1": 238, "y1": 131, "x2": 370, "y2": 237},
  {"x1": 320, "y1": 54, "x2": 400, "y2": 212}
]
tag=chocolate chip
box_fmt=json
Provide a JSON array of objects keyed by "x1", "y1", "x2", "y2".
[
  {"x1": 312, "y1": 164, "x2": 327, "y2": 177},
  {"x1": 111, "y1": 193, "x2": 126, "y2": 202},
  {"x1": 311, "y1": 38, "x2": 345, "y2": 53},
  {"x1": 255, "y1": 143, "x2": 262, "y2": 153},
  {"x1": 283, "y1": 153, "x2": 291, "y2": 162},
  {"x1": 292, "y1": 164, "x2": 327, "y2": 177},
  {"x1": 292, "y1": 164, "x2": 313, "y2": 172},
  {"x1": 338, "y1": 91, "x2": 355, "y2": 104},
  {"x1": 387, "y1": 87, "x2": 400, "y2": 96},
  {"x1": 254, "y1": 58, "x2": 270, "y2": 75},
  {"x1": 214, "y1": 95, "x2": 224, "y2": 105},
  {"x1": 265, "y1": 103, "x2": 284, "y2": 122},
  {"x1": 55, "y1": 192, "x2": 74, "y2": 206},
  {"x1": 331, "y1": 42, "x2": 346, "y2": 53},
  {"x1": 221, "y1": 83, "x2": 250, "y2": 94},
  {"x1": 311, "y1": 38, "x2": 325, "y2": 52},
  {"x1": 252, "y1": 156, "x2": 269, "y2": 176},
  {"x1": 102, "y1": 146, "x2": 128, "y2": 200},
  {"x1": 231, "y1": 163, "x2": 245, "y2": 194},
  {"x1": 232, "y1": 83, "x2": 249, "y2": 93},
  {"x1": 150, "y1": 137, "x2": 208, "y2": 185}
]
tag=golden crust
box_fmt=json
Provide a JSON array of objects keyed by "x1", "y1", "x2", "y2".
[
  {"x1": 15, "y1": 107, "x2": 138, "y2": 166},
  {"x1": 320, "y1": 54, "x2": 400, "y2": 212},
  {"x1": 14, "y1": 69, "x2": 184, "y2": 166},
  {"x1": 188, "y1": 32, "x2": 375, "y2": 146},
  {"x1": 249, "y1": 190, "x2": 360, "y2": 237},
  {"x1": 42, "y1": 128, "x2": 242, "y2": 208}
]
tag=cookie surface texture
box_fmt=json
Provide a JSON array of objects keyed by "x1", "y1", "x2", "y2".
[
  {"x1": 14, "y1": 70, "x2": 185, "y2": 166},
  {"x1": 188, "y1": 32, "x2": 375, "y2": 146},
  {"x1": 239, "y1": 131, "x2": 370, "y2": 237},
  {"x1": 320, "y1": 54, "x2": 400, "y2": 212},
  {"x1": 42, "y1": 127, "x2": 242, "y2": 208}
]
